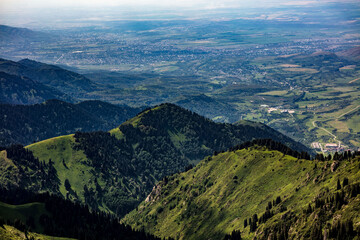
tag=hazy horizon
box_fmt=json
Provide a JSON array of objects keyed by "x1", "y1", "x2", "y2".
[{"x1": 1, "y1": 0, "x2": 359, "y2": 29}]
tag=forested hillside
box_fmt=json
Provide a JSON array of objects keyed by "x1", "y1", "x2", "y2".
[
  {"x1": 0, "y1": 71, "x2": 72, "y2": 105},
  {"x1": 0, "y1": 187, "x2": 163, "y2": 240},
  {"x1": 0, "y1": 99, "x2": 142, "y2": 146},
  {"x1": 124, "y1": 139, "x2": 360, "y2": 240},
  {"x1": 174, "y1": 94, "x2": 240, "y2": 122},
  {"x1": 0, "y1": 103, "x2": 309, "y2": 217},
  {"x1": 0, "y1": 58, "x2": 99, "y2": 98}
]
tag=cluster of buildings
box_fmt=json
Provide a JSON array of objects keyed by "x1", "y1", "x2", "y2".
[
  {"x1": 260, "y1": 105, "x2": 295, "y2": 114},
  {"x1": 311, "y1": 142, "x2": 351, "y2": 153}
]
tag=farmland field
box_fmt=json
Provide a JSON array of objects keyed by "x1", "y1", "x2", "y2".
[{"x1": 1, "y1": 1, "x2": 359, "y2": 151}]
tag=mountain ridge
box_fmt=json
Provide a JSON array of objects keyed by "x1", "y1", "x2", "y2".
[
  {"x1": 0, "y1": 71, "x2": 72, "y2": 105},
  {"x1": 0, "y1": 99, "x2": 142, "y2": 146},
  {"x1": 0, "y1": 25, "x2": 51, "y2": 42},
  {"x1": 0, "y1": 58, "x2": 100, "y2": 98},
  {"x1": 123, "y1": 140, "x2": 360, "y2": 240},
  {"x1": 1, "y1": 103, "x2": 309, "y2": 218}
]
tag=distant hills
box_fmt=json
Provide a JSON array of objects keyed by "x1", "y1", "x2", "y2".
[
  {"x1": 0, "y1": 58, "x2": 99, "y2": 99},
  {"x1": 337, "y1": 46, "x2": 360, "y2": 62},
  {"x1": 0, "y1": 71, "x2": 72, "y2": 105},
  {"x1": 0, "y1": 99, "x2": 142, "y2": 146},
  {"x1": 0, "y1": 25, "x2": 51, "y2": 42},
  {"x1": 124, "y1": 140, "x2": 360, "y2": 239},
  {"x1": 1, "y1": 22, "x2": 359, "y2": 240},
  {"x1": 175, "y1": 94, "x2": 240, "y2": 122},
  {"x1": 0, "y1": 103, "x2": 309, "y2": 218}
]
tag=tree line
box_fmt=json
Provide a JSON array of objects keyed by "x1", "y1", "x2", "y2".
[
  {"x1": 2, "y1": 144, "x2": 60, "y2": 193},
  {"x1": 227, "y1": 139, "x2": 311, "y2": 160},
  {"x1": 0, "y1": 187, "x2": 171, "y2": 240}
]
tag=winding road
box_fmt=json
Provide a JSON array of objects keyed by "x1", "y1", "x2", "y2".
[{"x1": 311, "y1": 104, "x2": 360, "y2": 151}]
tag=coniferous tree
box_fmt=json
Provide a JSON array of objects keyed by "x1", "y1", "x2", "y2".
[
  {"x1": 250, "y1": 220, "x2": 257, "y2": 232},
  {"x1": 252, "y1": 214, "x2": 258, "y2": 223},
  {"x1": 343, "y1": 177, "x2": 349, "y2": 187},
  {"x1": 64, "y1": 179, "x2": 71, "y2": 191},
  {"x1": 223, "y1": 230, "x2": 242, "y2": 240}
]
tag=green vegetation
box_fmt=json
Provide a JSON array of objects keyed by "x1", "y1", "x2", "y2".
[
  {"x1": 1, "y1": 103, "x2": 308, "y2": 218},
  {"x1": 1, "y1": 7, "x2": 360, "y2": 239},
  {"x1": 0, "y1": 225, "x2": 74, "y2": 240},
  {"x1": 124, "y1": 143, "x2": 360, "y2": 240},
  {"x1": 27, "y1": 135, "x2": 95, "y2": 202},
  {"x1": 0, "y1": 58, "x2": 98, "y2": 98},
  {"x1": 1, "y1": 47, "x2": 359, "y2": 151},
  {"x1": 0, "y1": 202, "x2": 48, "y2": 233},
  {"x1": 0, "y1": 71, "x2": 71, "y2": 105},
  {"x1": 0, "y1": 145, "x2": 59, "y2": 193},
  {"x1": 0, "y1": 187, "x2": 162, "y2": 240},
  {"x1": 233, "y1": 52, "x2": 360, "y2": 151},
  {"x1": 0, "y1": 99, "x2": 141, "y2": 146}
]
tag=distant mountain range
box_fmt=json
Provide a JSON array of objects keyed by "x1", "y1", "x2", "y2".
[
  {"x1": 0, "y1": 21, "x2": 359, "y2": 240},
  {"x1": 0, "y1": 25, "x2": 52, "y2": 42},
  {"x1": 0, "y1": 71, "x2": 72, "y2": 105},
  {"x1": 337, "y1": 46, "x2": 360, "y2": 62},
  {"x1": 0, "y1": 58, "x2": 99, "y2": 99},
  {"x1": 0, "y1": 99, "x2": 143, "y2": 146}
]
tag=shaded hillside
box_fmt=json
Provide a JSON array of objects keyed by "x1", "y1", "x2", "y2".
[
  {"x1": 0, "y1": 71, "x2": 72, "y2": 105},
  {"x1": 0, "y1": 58, "x2": 99, "y2": 98},
  {"x1": 110, "y1": 103, "x2": 309, "y2": 159},
  {"x1": 337, "y1": 46, "x2": 360, "y2": 61},
  {"x1": 0, "y1": 99, "x2": 142, "y2": 146},
  {"x1": 0, "y1": 25, "x2": 51, "y2": 42},
  {"x1": 0, "y1": 144, "x2": 60, "y2": 194},
  {"x1": 0, "y1": 224, "x2": 71, "y2": 240},
  {"x1": 77, "y1": 100, "x2": 142, "y2": 125},
  {"x1": 1, "y1": 103, "x2": 308, "y2": 217},
  {"x1": 124, "y1": 140, "x2": 360, "y2": 240},
  {"x1": 0, "y1": 187, "x2": 163, "y2": 240},
  {"x1": 175, "y1": 94, "x2": 240, "y2": 123}
]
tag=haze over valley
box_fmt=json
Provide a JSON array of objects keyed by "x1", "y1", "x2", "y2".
[{"x1": 0, "y1": 0, "x2": 360, "y2": 239}]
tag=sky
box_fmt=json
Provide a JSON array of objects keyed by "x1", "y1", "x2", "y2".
[
  {"x1": 1, "y1": 0, "x2": 238, "y2": 10},
  {"x1": 0, "y1": 0, "x2": 325, "y2": 10},
  {"x1": 0, "y1": 0, "x2": 358, "y2": 28},
  {"x1": 0, "y1": 0, "x2": 282, "y2": 27},
  {"x1": 2, "y1": 0, "x2": 358, "y2": 14}
]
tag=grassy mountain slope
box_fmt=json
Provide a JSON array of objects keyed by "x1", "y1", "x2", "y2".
[
  {"x1": 0, "y1": 202, "x2": 48, "y2": 233},
  {"x1": 0, "y1": 99, "x2": 141, "y2": 146},
  {"x1": 0, "y1": 145, "x2": 60, "y2": 194},
  {"x1": 0, "y1": 225, "x2": 73, "y2": 240},
  {"x1": 2, "y1": 103, "x2": 308, "y2": 217},
  {"x1": 0, "y1": 71, "x2": 72, "y2": 105},
  {"x1": 0, "y1": 58, "x2": 99, "y2": 97},
  {"x1": 25, "y1": 135, "x2": 92, "y2": 201},
  {"x1": 110, "y1": 103, "x2": 309, "y2": 157},
  {"x1": 123, "y1": 143, "x2": 360, "y2": 240}
]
